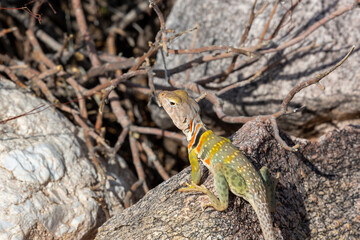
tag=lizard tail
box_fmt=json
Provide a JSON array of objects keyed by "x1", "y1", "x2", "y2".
[{"x1": 250, "y1": 196, "x2": 277, "y2": 240}]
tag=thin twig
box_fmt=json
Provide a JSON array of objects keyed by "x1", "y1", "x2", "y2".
[
  {"x1": 149, "y1": 0, "x2": 168, "y2": 52},
  {"x1": 130, "y1": 26, "x2": 197, "y2": 71},
  {"x1": 123, "y1": 180, "x2": 143, "y2": 208},
  {"x1": 270, "y1": 116, "x2": 299, "y2": 152},
  {"x1": 263, "y1": 2, "x2": 354, "y2": 53},
  {"x1": 268, "y1": 0, "x2": 301, "y2": 41},
  {"x1": 184, "y1": 22, "x2": 199, "y2": 82},
  {"x1": 130, "y1": 125, "x2": 186, "y2": 143},
  {"x1": 168, "y1": 45, "x2": 255, "y2": 56},
  {"x1": 114, "y1": 128, "x2": 129, "y2": 153},
  {"x1": 219, "y1": 0, "x2": 260, "y2": 83},
  {"x1": 259, "y1": 0, "x2": 279, "y2": 43},
  {"x1": 129, "y1": 134, "x2": 149, "y2": 193},
  {"x1": 216, "y1": 42, "x2": 317, "y2": 95},
  {"x1": 0, "y1": 65, "x2": 26, "y2": 88},
  {"x1": 240, "y1": 0, "x2": 258, "y2": 46},
  {"x1": 281, "y1": 45, "x2": 355, "y2": 114},
  {"x1": 0, "y1": 27, "x2": 18, "y2": 38},
  {"x1": 142, "y1": 141, "x2": 170, "y2": 181}
]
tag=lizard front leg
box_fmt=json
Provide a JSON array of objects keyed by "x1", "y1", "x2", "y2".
[
  {"x1": 188, "y1": 149, "x2": 201, "y2": 185},
  {"x1": 178, "y1": 149, "x2": 201, "y2": 191}
]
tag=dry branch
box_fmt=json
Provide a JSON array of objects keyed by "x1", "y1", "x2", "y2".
[{"x1": 0, "y1": 0, "x2": 357, "y2": 227}]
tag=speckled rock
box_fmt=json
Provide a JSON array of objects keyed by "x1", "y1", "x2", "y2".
[{"x1": 0, "y1": 79, "x2": 138, "y2": 239}]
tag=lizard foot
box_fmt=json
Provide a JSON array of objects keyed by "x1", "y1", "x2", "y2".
[
  {"x1": 179, "y1": 181, "x2": 228, "y2": 211},
  {"x1": 179, "y1": 182, "x2": 214, "y2": 211},
  {"x1": 178, "y1": 181, "x2": 208, "y2": 193}
]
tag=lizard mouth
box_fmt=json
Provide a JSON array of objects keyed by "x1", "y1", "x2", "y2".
[
  {"x1": 158, "y1": 101, "x2": 164, "y2": 108},
  {"x1": 156, "y1": 92, "x2": 164, "y2": 107}
]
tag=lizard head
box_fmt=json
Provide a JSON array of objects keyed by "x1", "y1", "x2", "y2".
[{"x1": 158, "y1": 90, "x2": 202, "y2": 140}]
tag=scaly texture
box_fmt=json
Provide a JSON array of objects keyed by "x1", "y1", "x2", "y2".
[{"x1": 158, "y1": 90, "x2": 277, "y2": 240}]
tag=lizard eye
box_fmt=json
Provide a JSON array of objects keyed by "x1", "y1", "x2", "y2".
[{"x1": 168, "y1": 96, "x2": 181, "y2": 106}]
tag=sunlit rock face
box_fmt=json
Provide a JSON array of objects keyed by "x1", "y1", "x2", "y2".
[{"x1": 0, "y1": 79, "x2": 99, "y2": 240}]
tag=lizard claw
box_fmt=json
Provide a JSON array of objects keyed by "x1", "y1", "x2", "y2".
[
  {"x1": 179, "y1": 181, "x2": 206, "y2": 193},
  {"x1": 200, "y1": 202, "x2": 213, "y2": 211}
]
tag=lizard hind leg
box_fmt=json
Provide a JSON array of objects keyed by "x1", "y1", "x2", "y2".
[
  {"x1": 208, "y1": 169, "x2": 229, "y2": 211},
  {"x1": 259, "y1": 166, "x2": 279, "y2": 213},
  {"x1": 220, "y1": 164, "x2": 248, "y2": 199}
]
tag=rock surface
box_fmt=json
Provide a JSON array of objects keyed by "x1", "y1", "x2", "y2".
[
  {"x1": 0, "y1": 79, "x2": 139, "y2": 240},
  {"x1": 95, "y1": 119, "x2": 360, "y2": 239},
  {"x1": 153, "y1": 0, "x2": 360, "y2": 136}
]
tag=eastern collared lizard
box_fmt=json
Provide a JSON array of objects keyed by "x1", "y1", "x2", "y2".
[{"x1": 158, "y1": 90, "x2": 278, "y2": 240}]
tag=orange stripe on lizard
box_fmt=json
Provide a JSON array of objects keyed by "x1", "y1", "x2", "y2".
[
  {"x1": 189, "y1": 118, "x2": 193, "y2": 133},
  {"x1": 188, "y1": 123, "x2": 200, "y2": 150},
  {"x1": 204, "y1": 157, "x2": 211, "y2": 166}
]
